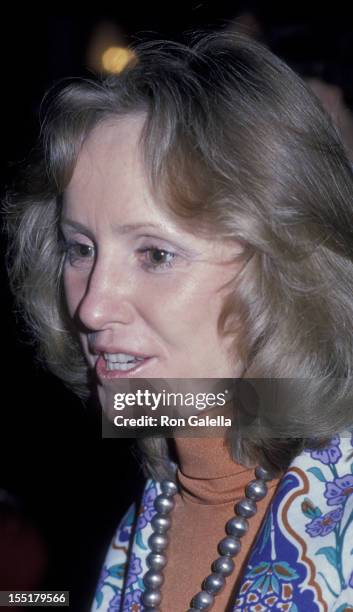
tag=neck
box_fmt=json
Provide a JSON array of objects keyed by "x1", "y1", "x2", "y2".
[
  {"x1": 170, "y1": 436, "x2": 257, "y2": 505},
  {"x1": 172, "y1": 436, "x2": 246, "y2": 478}
]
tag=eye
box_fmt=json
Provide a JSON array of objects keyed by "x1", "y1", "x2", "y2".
[
  {"x1": 137, "y1": 246, "x2": 176, "y2": 271},
  {"x1": 62, "y1": 240, "x2": 95, "y2": 268}
]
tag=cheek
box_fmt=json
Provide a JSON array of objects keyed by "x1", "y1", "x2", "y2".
[
  {"x1": 169, "y1": 281, "x2": 232, "y2": 352},
  {"x1": 62, "y1": 269, "x2": 86, "y2": 318},
  {"x1": 147, "y1": 275, "x2": 224, "y2": 338}
]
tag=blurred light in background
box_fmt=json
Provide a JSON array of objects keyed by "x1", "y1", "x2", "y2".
[
  {"x1": 102, "y1": 46, "x2": 136, "y2": 73},
  {"x1": 86, "y1": 20, "x2": 136, "y2": 75}
]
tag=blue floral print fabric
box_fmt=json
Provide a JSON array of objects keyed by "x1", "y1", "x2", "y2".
[{"x1": 91, "y1": 433, "x2": 353, "y2": 611}]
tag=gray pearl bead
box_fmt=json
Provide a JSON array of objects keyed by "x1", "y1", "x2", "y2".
[
  {"x1": 143, "y1": 569, "x2": 164, "y2": 589},
  {"x1": 255, "y1": 465, "x2": 274, "y2": 481},
  {"x1": 203, "y1": 572, "x2": 225, "y2": 594},
  {"x1": 144, "y1": 608, "x2": 160, "y2": 612},
  {"x1": 142, "y1": 589, "x2": 162, "y2": 607},
  {"x1": 226, "y1": 515, "x2": 249, "y2": 538},
  {"x1": 235, "y1": 497, "x2": 257, "y2": 518},
  {"x1": 148, "y1": 533, "x2": 168, "y2": 552},
  {"x1": 192, "y1": 590, "x2": 214, "y2": 609},
  {"x1": 245, "y1": 478, "x2": 268, "y2": 501},
  {"x1": 218, "y1": 536, "x2": 241, "y2": 557},
  {"x1": 151, "y1": 514, "x2": 171, "y2": 533},
  {"x1": 154, "y1": 494, "x2": 175, "y2": 514},
  {"x1": 212, "y1": 555, "x2": 235, "y2": 576},
  {"x1": 161, "y1": 480, "x2": 178, "y2": 496},
  {"x1": 146, "y1": 552, "x2": 167, "y2": 571}
]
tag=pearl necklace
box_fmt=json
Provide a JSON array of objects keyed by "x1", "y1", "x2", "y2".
[{"x1": 141, "y1": 465, "x2": 275, "y2": 611}]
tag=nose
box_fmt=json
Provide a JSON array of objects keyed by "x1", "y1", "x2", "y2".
[{"x1": 76, "y1": 258, "x2": 135, "y2": 331}]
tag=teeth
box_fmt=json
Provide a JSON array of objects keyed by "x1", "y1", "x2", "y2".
[
  {"x1": 106, "y1": 361, "x2": 140, "y2": 371},
  {"x1": 103, "y1": 352, "x2": 144, "y2": 363}
]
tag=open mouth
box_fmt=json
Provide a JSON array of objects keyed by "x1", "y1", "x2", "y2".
[
  {"x1": 96, "y1": 353, "x2": 152, "y2": 378},
  {"x1": 104, "y1": 353, "x2": 145, "y2": 371}
]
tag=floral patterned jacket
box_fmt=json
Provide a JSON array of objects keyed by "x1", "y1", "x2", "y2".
[{"x1": 91, "y1": 433, "x2": 353, "y2": 611}]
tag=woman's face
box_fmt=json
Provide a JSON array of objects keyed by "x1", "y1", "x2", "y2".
[{"x1": 61, "y1": 116, "x2": 245, "y2": 407}]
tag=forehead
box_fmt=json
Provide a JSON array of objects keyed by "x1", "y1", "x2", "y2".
[
  {"x1": 65, "y1": 114, "x2": 145, "y2": 192},
  {"x1": 61, "y1": 115, "x2": 245, "y2": 261},
  {"x1": 62, "y1": 114, "x2": 166, "y2": 222}
]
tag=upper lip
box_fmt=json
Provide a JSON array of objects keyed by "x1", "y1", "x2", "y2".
[{"x1": 90, "y1": 345, "x2": 151, "y2": 359}]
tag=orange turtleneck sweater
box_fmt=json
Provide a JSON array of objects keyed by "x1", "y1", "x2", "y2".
[{"x1": 160, "y1": 437, "x2": 281, "y2": 611}]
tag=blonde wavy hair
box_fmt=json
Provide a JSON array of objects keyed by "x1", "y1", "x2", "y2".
[{"x1": 3, "y1": 31, "x2": 353, "y2": 479}]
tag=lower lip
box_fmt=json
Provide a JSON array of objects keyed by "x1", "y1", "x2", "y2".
[{"x1": 96, "y1": 354, "x2": 154, "y2": 380}]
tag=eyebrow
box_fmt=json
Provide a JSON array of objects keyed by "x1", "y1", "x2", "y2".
[{"x1": 60, "y1": 218, "x2": 166, "y2": 237}]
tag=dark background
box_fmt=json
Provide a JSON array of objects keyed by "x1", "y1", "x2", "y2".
[{"x1": 0, "y1": 5, "x2": 352, "y2": 611}]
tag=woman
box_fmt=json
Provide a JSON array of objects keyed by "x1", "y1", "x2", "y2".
[{"x1": 3, "y1": 31, "x2": 353, "y2": 611}]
